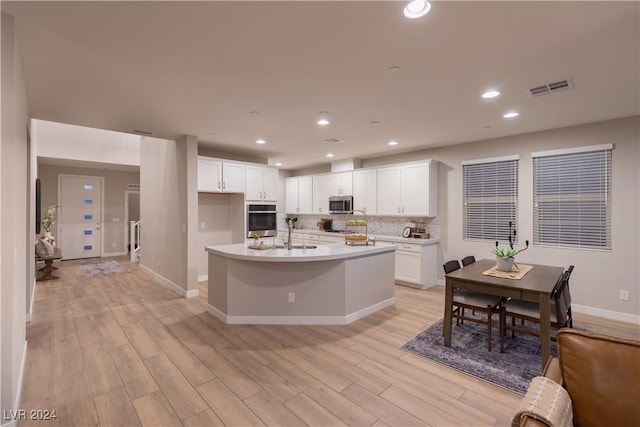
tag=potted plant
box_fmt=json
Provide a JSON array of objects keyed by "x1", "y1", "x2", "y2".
[
  {"x1": 41, "y1": 204, "x2": 59, "y2": 240},
  {"x1": 492, "y1": 247, "x2": 519, "y2": 272},
  {"x1": 493, "y1": 221, "x2": 529, "y2": 271}
]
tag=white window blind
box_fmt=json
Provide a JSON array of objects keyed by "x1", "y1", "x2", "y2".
[
  {"x1": 463, "y1": 157, "x2": 519, "y2": 242},
  {"x1": 532, "y1": 145, "x2": 612, "y2": 250}
]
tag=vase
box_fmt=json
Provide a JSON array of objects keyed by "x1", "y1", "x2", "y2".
[{"x1": 496, "y1": 256, "x2": 515, "y2": 272}]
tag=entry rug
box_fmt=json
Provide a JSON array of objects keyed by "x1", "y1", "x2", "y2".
[
  {"x1": 80, "y1": 260, "x2": 128, "y2": 278},
  {"x1": 402, "y1": 316, "x2": 557, "y2": 395}
]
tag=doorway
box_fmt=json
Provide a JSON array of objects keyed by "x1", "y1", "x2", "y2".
[
  {"x1": 58, "y1": 174, "x2": 104, "y2": 259},
  {"x1": 124, "y1": 190, "x2": 140, "y2": 253}
]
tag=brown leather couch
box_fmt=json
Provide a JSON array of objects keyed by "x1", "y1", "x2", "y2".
[{"x1": 520, "y1": 328, "x2": 640, "y2": 427}]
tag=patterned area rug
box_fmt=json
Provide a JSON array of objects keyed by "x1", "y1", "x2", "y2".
[
  {"x1": 80, "y1": 260, "x2": 129, "y2": 278},
  {"x1": 402, "y1": 316, "x2": 557, "y2": 395}
]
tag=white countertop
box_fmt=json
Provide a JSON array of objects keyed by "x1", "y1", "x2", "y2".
[
  {"x1": 279, "y1": 228, "x2": 440, "y2": 246},
  {"x1": 205, "y1": 241, "x2": 396, "y2": 262}
]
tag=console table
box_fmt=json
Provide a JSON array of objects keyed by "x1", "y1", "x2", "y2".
[{"x1": 36, "y1": 248, "x2": 63, "y2": 281}]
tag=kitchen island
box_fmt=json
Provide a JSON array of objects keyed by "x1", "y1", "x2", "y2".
[{"x1": 205, "y1": 242, "x2": 396, "y2": 324}]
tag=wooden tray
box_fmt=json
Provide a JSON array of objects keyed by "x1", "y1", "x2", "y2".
[{"x1": 248, "y1": 244, "x2": 271, "y2": 250}]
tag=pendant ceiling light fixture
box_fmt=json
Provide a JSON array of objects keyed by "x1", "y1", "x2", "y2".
[{"x1": 403, "y1": 0, "x2": 432, "y2": 19}]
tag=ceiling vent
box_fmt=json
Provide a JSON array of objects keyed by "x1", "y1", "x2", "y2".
[
  {"x1": 133, "y1": 129, "x2": 153, "y2": 136},
  {"x1": 323, "y1": 138, "x2": 343, "y2": 144},
  {"x1": 127, "y1": 184, "x2": 140, "y2": 190},
  {"x1": 528, "y1": 77, "x2": 573, "y2": 97}
]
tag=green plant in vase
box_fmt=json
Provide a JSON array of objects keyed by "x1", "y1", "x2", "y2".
[{"x1": 493, "y1": 221, "x2": 529, "y2": 271}]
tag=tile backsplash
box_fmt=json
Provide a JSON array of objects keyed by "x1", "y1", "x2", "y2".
[{"x1": 278, "y1": 213, "x2": 439, "y2": 239}]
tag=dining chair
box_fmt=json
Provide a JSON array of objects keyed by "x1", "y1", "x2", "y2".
[
  {"x1": 461, "y1": 255, "x2": 476, "y2": 266},
  {"x1": 443, "y1": 259, "x2": 504, "y2": 351},
  {"x1": 499, "y1": 265, "x2": 575, "y2": 353}
]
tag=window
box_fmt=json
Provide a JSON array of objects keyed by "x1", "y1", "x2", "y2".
[
  {"x1": 532, "y1": 144, "x2": 612, "y2": 250},
  {"x1": 463, "y1": 156, "x2": 519, "y2": 242}
]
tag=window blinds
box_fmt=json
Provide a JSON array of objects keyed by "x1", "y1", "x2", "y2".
[
  {"x1": 532, "y1": 145, "x2": 612, "y2": 250},
  {"x1": 463, "y1": 157, "x2": 519, "y2": 242}
]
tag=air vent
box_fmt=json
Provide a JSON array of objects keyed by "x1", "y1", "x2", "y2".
[
  {"x1": 528, "y1": 77, "x2": 573, "y2": 96},
  {"x1": 127, "y1": 184, "x2": 140, "y2": 190},
  {"x1": 323, "y1": 138, "x2": 343, "y2": 144},
  {"x1": 133, "y1": 129, "x2": 153, "y2": 136}
]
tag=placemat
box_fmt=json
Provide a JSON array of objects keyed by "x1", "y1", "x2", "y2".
[{"x1": 482, "y1": 264, "x2": 532, "y2": 280}]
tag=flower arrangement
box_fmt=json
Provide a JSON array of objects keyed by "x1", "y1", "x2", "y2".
[{"x1": 41, "y1": 204, "x2": 59, "y2": 233}]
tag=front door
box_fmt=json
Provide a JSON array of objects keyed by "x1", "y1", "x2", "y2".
[{"x1": 59, "y1": 175, "x2": 103, "y2": 259}]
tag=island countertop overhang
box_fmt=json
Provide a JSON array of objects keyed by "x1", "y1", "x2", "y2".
[{"x1": 205, "y1": 242, "x2": 396, "y2": 262}]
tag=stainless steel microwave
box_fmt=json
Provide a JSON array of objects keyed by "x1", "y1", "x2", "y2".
[{"x1": 329, "y1": 195, "x2": 353, "y2": 214}]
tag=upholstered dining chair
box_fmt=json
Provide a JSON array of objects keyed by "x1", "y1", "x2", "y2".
[
  {"x1": 461, "y1": 255, "x2": 476, "y2": 266},
  {"x1": 443, "y1": 259, "x2": 504, "y2": 351},
  {"x1": 499, "y1": 265, "x2": 575, "y2": 353}
]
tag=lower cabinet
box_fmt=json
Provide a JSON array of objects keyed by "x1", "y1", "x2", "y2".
[{"x1": 379, "y1": 240, "x2": 438, "y2": 289}]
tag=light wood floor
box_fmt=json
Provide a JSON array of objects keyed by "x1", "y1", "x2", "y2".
[{"x1": 20, "y1": 257, "x2": 638, "y2": 426}]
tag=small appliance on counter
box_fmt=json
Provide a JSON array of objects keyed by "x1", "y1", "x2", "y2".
[
  {"x1": 317, "y1": 218, "x2": 333, "y2": 231},
  {"x1": 402, "y1": 226, "x2": 430, "y2": 239}
]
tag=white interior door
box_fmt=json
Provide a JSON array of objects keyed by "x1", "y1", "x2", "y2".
[{"x1": 59, "y1": 175, "x2": 103, "y2": 259}]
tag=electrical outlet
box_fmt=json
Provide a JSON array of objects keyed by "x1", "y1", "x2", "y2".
[
  {"x1": 112, "y1": 242, "x2": 116, "y2": 248},
  {"x1": 619, "y1": 290, "x2": 630, "y2": 301},
  {"x1": 200, "y1": 222, "x2": 206, "y2": 230},
  {"x1": 288, "y1": 292, "x2": 295, "y2": 303}
]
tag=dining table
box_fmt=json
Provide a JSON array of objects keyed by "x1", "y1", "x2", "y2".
[{"x1": 443, "y1": 258, "x2": 565, "y2": 370}]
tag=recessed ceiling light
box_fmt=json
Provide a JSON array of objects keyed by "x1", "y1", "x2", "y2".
[
  {"x1": 503, "y1": 112, "x2": 519, "y2": 118},
  {"x1": 317, "y1": 118, "x2": 330, "y2": 125},
  {"x1": 388, "y1": 141, "x2": 398, "y2": 146},
  {"x1": 388, "y1": 66, "x2": 400, "y2": 73},
  {"x1": 370, "y1": 121, "x2": 381, "y2": 126},
  {"x1": 275, "y1": 162, "x2": 283, "y2": 167},
  {"x1": 326, "y1": 153, "x2": 335, "y2": 158},
  {"x1": 482, "y1": 90, "x2": 500, "y2": 99},
  {"x1": 403, "y1": 0, "x2": 432, "y2": 19},
  {"x1": 256, "y1": 139, "x2": 266, "y2": 144}
]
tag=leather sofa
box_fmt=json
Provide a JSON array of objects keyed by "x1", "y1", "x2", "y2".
[{"x1": 518, "y1": 328, "x2": 640, "y2": 427}]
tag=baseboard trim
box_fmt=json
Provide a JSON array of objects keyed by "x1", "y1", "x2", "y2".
[
  {"x1": 139, "y1": 264, "x2": 188, "y2": 297},
  {"x1": 2, "y1": 341, "x2": 29, "y2": 427},
  {"x1": 186, "y1": 289, "x2": 199, "y2": 298},
  {"x1": 26, "y1": 279, "x2": 36, "y2": 322},
  {"x1": 206, "y1": 297, "x2": 395, "y2": 325},
  {"x1": 197, "y1": 274, "x2": 208, "y2": 282},
  {"x1": 573, "y1": 304, "x2": 640, "y2": 325},
  {"x1": 102, "y1": 251, "x2": 128, "y2": 257}
]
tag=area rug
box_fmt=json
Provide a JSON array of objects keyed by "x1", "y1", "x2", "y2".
[
  {"x1": 80, "y1": 260, "x2": 128, "y2": 278},
  {"x1": 402, "y1": 316, "x2": 557, "y2": 395}
]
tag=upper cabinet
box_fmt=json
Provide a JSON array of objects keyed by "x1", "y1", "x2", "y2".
[
  {"x1": 245, "y1": 166, "x2": 278, "y2": 201},
  {"x1": 285, "y1": 176, "x2": 313, "y2": 214},
  {"x1": 353, "y1": 169, "x2": 377, "y2": 215},
  {"x1": 312, "y1": 175, "x2": 331, "y2": 214},
  {"x1": 330, "y1": 172, "x2": 353, "y2": 196},
  {"x1": 198, "y1": 157, "x2": 245, "y2": 193},
  {"x1": 377, "y1": 161, "x2": 437, "y2": 216}
]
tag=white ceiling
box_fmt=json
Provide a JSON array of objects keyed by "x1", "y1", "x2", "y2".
[{"x1": 4, "y1": 1, "x2": 639, "y2": 170}]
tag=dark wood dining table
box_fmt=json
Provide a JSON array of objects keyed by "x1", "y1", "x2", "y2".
[{"x1": 443, "y1": 259, "x2": 564, "y2": 369}]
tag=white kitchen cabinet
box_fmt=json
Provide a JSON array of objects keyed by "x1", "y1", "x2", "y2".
[
  {"x1": 379, "y1": 240, "x2": 438, "y2": 289},
  {"x1": 245, "y1": 165, "x2": 278, "y2": 201},
  {"x1": 376, "y1": 161, "x2": 437, "y2": 216},
  {"x1": 285, "y1": 176, "x2": 313, "y2": 214},
  {"x1": 312, "y1": 175, "x2": 331, "y2": 214},
  {"x1": 198, "y1": 157, "x2": 245, "y2": 193},
  {"x1": 330, "y1": 172, "x2": 353, "y2": 196},
  {"x1": 353, "y1": 169, "x2": 377, "y2": 215}
]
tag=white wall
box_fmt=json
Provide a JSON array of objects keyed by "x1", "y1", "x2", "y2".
[
  {"x1": 37, "y1": 165, "x2": 140, "y2": 255},
  {"x1": 139, "y1": 135, "x2": 199, "y2": 297},
  {"x1": 34, "y1": 119, "x2": 140, "y2": 166},
  {"x1": 363, "y1": 116, "x2": 640, "y2": 322},
  {"x1": 1, "y1": 11, "x2": 30, "y2": 421}
]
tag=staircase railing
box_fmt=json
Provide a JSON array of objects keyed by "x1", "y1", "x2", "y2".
[{"x1": 130, "y1": 220, "x2": 141, "y2": 262}]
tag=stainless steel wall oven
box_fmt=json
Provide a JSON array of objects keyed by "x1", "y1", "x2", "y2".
[{"x1": 246, "y1": 203, "x2": 277, "y2": 238}]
